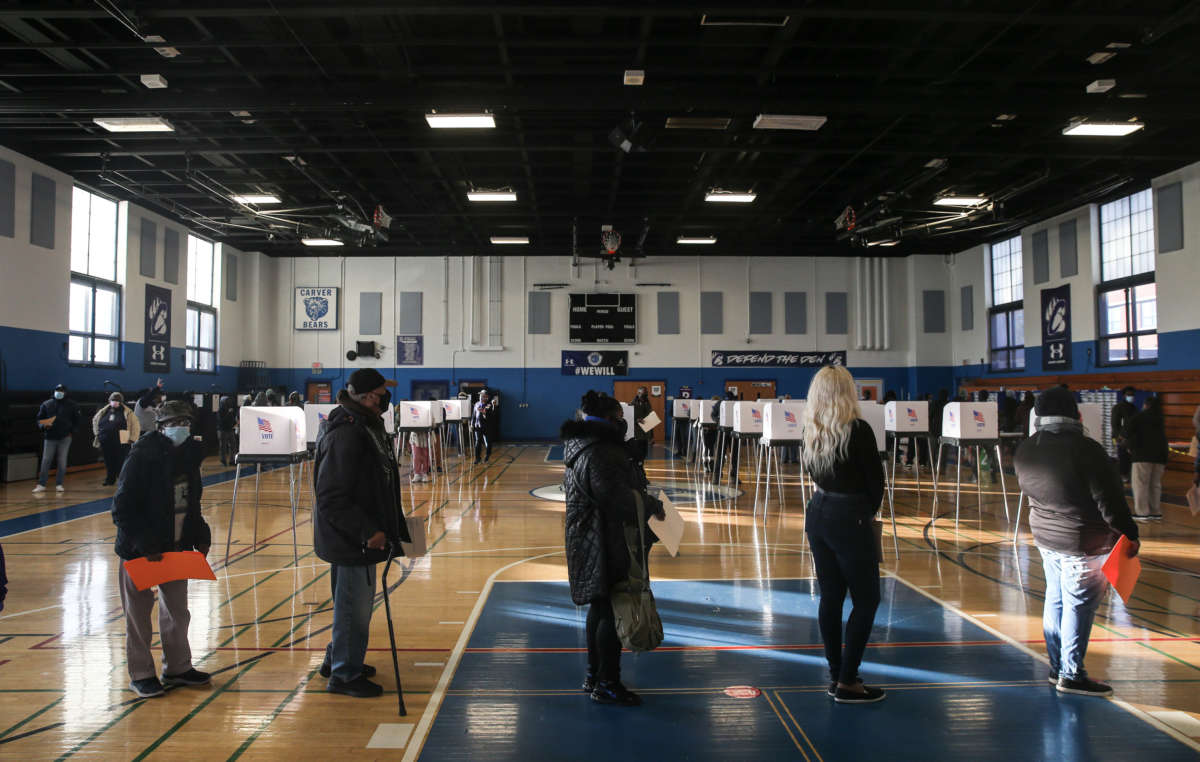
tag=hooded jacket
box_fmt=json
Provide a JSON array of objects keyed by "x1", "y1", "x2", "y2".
[
  {"x1": 313, "y1": 390, "x2": 411, "y2": 566},
  {"x1": 36, "y1": 396, "x2": 81, "y2": 441},
  {"x1": 1015, "y1": 419, "x2": 1138, "y2": 556},
  {"x1": 111, "y1": 432, "x2": 210, "y2": 560},
  {"x1": 1122, "y1": 408, "x2": 1169, "y2": 464},
  {"x1": 561, "y1": 418, "x2": 660, "y2": 605}
]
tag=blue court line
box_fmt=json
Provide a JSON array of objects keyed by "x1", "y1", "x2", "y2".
[
  {"x1": 545, "y1": 445, "x2": 564, "y2": 462},
  {"x1": 0, "y1": 464, "x2": 278, "y2": 539}
]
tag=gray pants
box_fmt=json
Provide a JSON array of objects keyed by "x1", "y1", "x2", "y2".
[
  {"x1": 118, "y1": 564, "x2": 193, "y2": 680},
  {"x1": 38, "y1": 436, "x2": 71, "y2": 487},
  {"x1": 1131, "y1": 462, "x2": 1165, "y2": 517}
]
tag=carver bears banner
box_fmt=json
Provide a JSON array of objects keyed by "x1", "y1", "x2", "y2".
[
  {"x1": 144, "y1": 284, "x2": 171, "y2": 373},
  {"x1": 1040, "y1": 284, "x2": 1071, "y2": 370}
]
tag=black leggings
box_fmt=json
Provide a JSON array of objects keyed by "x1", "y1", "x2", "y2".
[
  {"x1": 586, "y1": 597, "x2": 621, "y2": 683},
  {"x1": 805, "y1": 491, "x2": 881, "y2": 685},
  {"x1": 473, "y1": 430, "x2": 492, "y2": 461}
]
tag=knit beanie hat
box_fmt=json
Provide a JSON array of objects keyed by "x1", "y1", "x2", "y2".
[{"x1": 1033, "y1": 386, "x2": 1078, "y2": 418}]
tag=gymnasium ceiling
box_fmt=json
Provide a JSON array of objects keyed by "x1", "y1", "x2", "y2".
[{"x1": 2, "y1": 1, "x2": 1199, "y2": 259}]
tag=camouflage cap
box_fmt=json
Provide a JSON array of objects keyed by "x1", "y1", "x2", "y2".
[{"x1": 155, "y1": 399, "x2": 194, "y2": 423}]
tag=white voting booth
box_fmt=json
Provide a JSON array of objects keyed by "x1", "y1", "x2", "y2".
[
  {"x1": 937, "y1": 401, "x2": 1009, "y2": 526},
  {"x1": 619, "y1": 402, "x2": 635, "y2": 441},
  {"x1": 304, "y1": 403, "x2": 337, "y2": 445},
  {"x1": 885, "y1": 401, "x2": 929, "y2": 433},
  {"x1": 755, "y1": 401, "x2": 806, "y2": 513},
  {"x1": 882, "y1": 401, "x2": 934, "y2": 519},
  {"x1": 397, "y1": 401, "x2": 450, "y2": 479},
  {"x1": 226, "y1": 406, "x2": 309, "y2": 565},
  {"x1": 670, "y1": 398, "x2": 692, "y2": 457},
  {"x1": 1028, "y1": 403, "x2": 1103, "y2": 442},
  {"x1": 441, "y1": 399, "x2": 471, "y2": 455},
  {"x1": 859, "y1": 402, "x2": 886, "y2": 452}
]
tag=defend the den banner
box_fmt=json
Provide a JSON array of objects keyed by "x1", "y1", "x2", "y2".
[
  {"x1": 711, "y1": 350, "x2": 847, "y2": 368},
  {"x1": 561, "y1": 350, "x2": 629, "y2": 376},
  {"x1": 294, "y1": 287, "x2": 339, "y2": 330}
]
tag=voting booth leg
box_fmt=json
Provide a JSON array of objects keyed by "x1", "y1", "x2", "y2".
[
  {"x1": 753, "y1": 442, "x2": 764, "y2": 511},
  {"x1": 954, "y1": 446, "x2": 963, "y2": 527},
  {"x1": 381, "y1": 547, "x2": 407, "y2": 717},
  {"x1": 287, "y1": 463, "x2": 299, "y2": 567},
  {"x1": 772, "y1": 447, "x2": 784, "y2": 506},
  {"x1": 995, "y1": 443, "x2": 1011, "y2": 522},
  {"x1": 252, "y1": 464, "x2": 262, "y2": 549},
  {"x1": 224, "y1": 462, "x2": 244, "y2": 564}
]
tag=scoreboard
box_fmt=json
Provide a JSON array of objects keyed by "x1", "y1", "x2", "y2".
[{"x1": 568, "y1": 293, "x2": 636, "y2": 344}]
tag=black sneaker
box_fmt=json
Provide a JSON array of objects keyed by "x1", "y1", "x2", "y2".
[
  {"x1": 833, "y1": 684, "x2": 887, "y2": 704},
  {"x1": 130, "y1": 677, "x2": 165, "y2": 698},
  {"x1": 582, "y1": 673, "x2": 597, "y2": 693},
  {"x1": 162, "y1": 668, "x2": 211, "y2": 687},
  {"x1": 1048, "y1": 671, "x2": 1059, "y2": 685},
  {"x1": 327, "y1": 675, "x2": 384, "y2": 698},
  {"x1": 474, "y1": 459, "x2": 481, "y2": 465},
  {"x1": 591, "y1": 680, "x2": 642, "y2": 706},
  {"x1": 826, "y1": 682, "x2": 837, "y2": 697},
  {"x1": 319, "y1": 645, "x2": 376, "y2": 679},
  {"x1": 1056, "y1": 676, "x2": 1112, "y2": 697}
]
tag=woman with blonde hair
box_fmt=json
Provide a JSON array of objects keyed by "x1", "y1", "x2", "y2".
[{"x1": 800, "y1": 365, "x2": 886, "y2": 704}]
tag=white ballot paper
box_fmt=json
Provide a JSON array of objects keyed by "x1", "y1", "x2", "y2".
[
  {"x1": 649, "y1": 490, "x2": 684, "y2": 557},
  {"x1": 638, "y1": 410, "x2": 662, "y2": 432}
]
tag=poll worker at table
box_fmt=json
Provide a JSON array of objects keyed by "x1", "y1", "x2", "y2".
[
  {"x1": 1015, "y1": 386, "x2": 1139, "y2": 698},
  {"x1": 800, "y1": 365, "x2": 887, "y2": 704},
  {"x1": 313, "y1": 368, "x2": 411, "y2": 698},
  {"x1": 111, "y1": 399, "x2": 212, "y2": 699},
  {"x1": 92, "y1": 392, "x2": 140, "y2": 485},
  {"x1": 562, "y1": 391, "x2": 663, "y2": 707}
]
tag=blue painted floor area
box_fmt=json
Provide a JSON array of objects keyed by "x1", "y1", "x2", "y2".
[
  {"x1": 419, "y1": 579, "x2": 1198, "y2": 761},
  {"x1": 545, "y1": 445, "x2": 564, "y2": 462},
  {"x1": 545, "y1": 444, "x2": 673, "y2": 462}
]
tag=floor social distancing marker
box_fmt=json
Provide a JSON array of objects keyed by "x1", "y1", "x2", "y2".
[{"x1": 367, "y1": 723, "x2": 414, "y2": 749}]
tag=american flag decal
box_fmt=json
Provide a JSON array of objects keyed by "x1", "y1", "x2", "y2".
[
  {"x1": 906, "y1": 407, "x2": 917, "y2": 421},
  {"x1": 973, "y1": 411, "x2": 986, "y2": 425},
  {"x1": 257, "y1": 417, "x2": 273, "y2": 434},
  {"x1": 784, "y1": 410, "x2": 796, "y2": 424}
]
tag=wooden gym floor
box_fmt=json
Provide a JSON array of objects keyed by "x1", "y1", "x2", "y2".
[{"x1": 1, "y1": 442, "x2": 1199, "y2": 760}]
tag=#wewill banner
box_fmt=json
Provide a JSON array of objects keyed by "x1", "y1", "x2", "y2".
[
  {"x1": 1040, "y1": 284, "x2": 1071, "y2": 370},
  {"x1": 144, "y1": 284, "x2": 171, "y2": 373}
]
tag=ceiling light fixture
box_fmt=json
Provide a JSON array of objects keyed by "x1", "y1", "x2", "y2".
[
  {"x1": 301, "y1": 238, "x2": 344, "y2": 247},
  {"x1": 705, "y1": 190, "x2": 757, "y2": 203},
  {"x1": 425, "y1": 112, "x2": 495, "y2": 128},
  {"x1": 490, "y1": 236, "x2": 529, "y2": 244},
  {"x1": 1086, "y1": 51, "x2": 1116, "y2": 64},
  {"x1": 1086, "y1": 79, "x2": 1116, "y2": 93},
  {"x1": 92, "y1": 116, "x2": 174, "y2": 132},
  {"x1": 623, "y1": 69, "x2": 645, "y2": 86},
  {"x1": 934, "y1": 195, "x2": 989, "y2": 207},
  {"x1": 467, "y1": 191, "x2": 518, "y2": 202},
  {"x1": 231, "y1": 194, "x2": 281, "y2": 204},
  {"x1": 994, "y1": 114, "x2": 1017, "y2": 121},
  {"x1": 139, "y1": 74, "x2": 167, "y2": 89},
  {"x1": 1062, "y1": 119, "x2": 1144, "y2": 136},
  {"x1": 142, "y1": 35, "x2": 180, "y2": 58},
  {"x1": 676, "y1": 236, "x2": 717, "y2": 245},
  {"x1": 664, "y1": 116, "x2": 731, "y2": 130},
  {"x1": 866, "y1": 239, "x2": 899, "y2": 247},
  {"x1": 753, "y1": 114, "x2": 827, "y2": 131}
]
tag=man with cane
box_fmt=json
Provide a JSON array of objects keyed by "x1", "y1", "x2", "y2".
[{"x1": 314, "y1": 369, "x2": 411, "y2": 699}]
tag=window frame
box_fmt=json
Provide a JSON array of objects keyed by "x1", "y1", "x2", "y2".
[
  {"x1": 68, "y1": 273, "x2": 122, "y2": 368},
  {"x1": 1095, "y1": 273, "x2": 1157, "y2": 367},
  {"x1": 184, "y1": 301, "x2": 218, "y2": 374},
  {"x1": 987, "y1": 235, "x2": 1025, "y2": 373}
]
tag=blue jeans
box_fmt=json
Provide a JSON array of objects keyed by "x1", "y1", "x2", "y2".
[
  {"x1": 38, "y1": 436, "x2": 71, "y2": 487},
  {"x1": 328, "y1": 563, "x2": 377, "y2": 682},
  {"x1": 1040, "y1": 547, "x2": 1107, "y2": 680}
]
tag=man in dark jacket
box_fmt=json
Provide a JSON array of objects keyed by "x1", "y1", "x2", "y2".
[
  {"x1": 34, "y1": 383, "x2": 82, "y2": 493},
  {"x1": 313, "y1": 368, "x2": 410, "y2": 698},
  {"x1": 562, "y1": 391, "x2": 663, "y2": 707},
  {"x1": 1123, "y1": 395, "x2": 1169, "y2": 521},
  {"x1": 1015, "y1": 386, "x2": 1139, "y2": 699},
  {"x1": 217, "y1": 396, "x2": 238, "y2": 466},
  {"x1": 472, "y1": 389, "x2": 496, "y2": 464},
  {"x1": 1111, "y1": 386, "x2": 1137, "y2": 482},
  {"x1": 111, "y1": 400, "x2": 213, "y2": 698}
]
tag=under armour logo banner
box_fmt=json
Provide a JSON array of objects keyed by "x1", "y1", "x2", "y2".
[
  {"x1": 1040, "y1": 284, "x2": 1072, "y2": 370},
  {"x1": 144, "y1": 284, "x2": 172, "y2": 373}
]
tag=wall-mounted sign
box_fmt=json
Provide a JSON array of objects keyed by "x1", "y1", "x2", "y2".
[
  {"x1": 711, "y1": 350, "x2": 846, "y2": 368},
  {"x1": 1040, "y1": 284, "x2": 1071, "y2": 370},
  {"x1": 678, "y1": 386, "x2": 693, "y2": 399},
  {"x1": 397, "y1": 335, "x2": 424, "y2": 365},
  {"x1": 294, "y1": 287, "x2": 339, "y2": 330},
  {"x1": 568, "y1": 292, "x2": 636, "y2": 344},
  {"x1": 144, "y1": 284, "x2": 171, "y2": 373},
  {"x1": 561, "y1": 350, "x2": 628, "y2": 376}
]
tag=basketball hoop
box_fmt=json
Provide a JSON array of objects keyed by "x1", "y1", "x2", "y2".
[{"x1": 601, "y1": 229, "x2": 621, "y2": 255}]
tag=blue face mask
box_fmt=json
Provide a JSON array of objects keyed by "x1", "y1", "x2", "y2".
[
  {"x1": 1125, "y1": 395, "x2": 1135, "y2": 404},
  {"x1": 54, "y1": 391, "x2": 64, "y2": 400},
  {"x1": 163, "y1": 426, "x2": 190, "y2": 446}
]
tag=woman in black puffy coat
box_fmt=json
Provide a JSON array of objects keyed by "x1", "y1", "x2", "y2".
[{"x1": 561, "y1": 391, "x2": 662, "y2": 707}]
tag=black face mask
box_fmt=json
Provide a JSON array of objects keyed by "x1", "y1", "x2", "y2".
[{"x1": 379, "y1": 390, "x2": 391, "y2": 410}]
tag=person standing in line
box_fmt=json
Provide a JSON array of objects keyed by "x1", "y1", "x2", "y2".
[
  {"x1": 631, "y1": 386, "x2": 653, "y2": 467},
  {"x1": 111, "y1": 400, "x2": 213, "y2": 698},
  {"x1": 33, "y1": 383, "x2": 82, "y2": 494},
  {"x1": 931, "y1": 389, "x2": 949, "y2": 477},
  {"x1": 133, "y1": 380, "x2": 165, "y2": 437},
  {"x1": 1123, "y1": 395, "x2": 1169, "y2": 521},
  {"x1": 93, "y1": 392, "x2": 140, "y2": 486},
  {"x1": 562, "y1": 391, "x2": 664, "y2": 706},
  {"x1": 473, "y1": 389, "x2": 496, "y2": 464},
  {"x1": 1111, "y1": 386, "x2": 1138, "y2": 483},
  {"x1": 1015, "y1": 386, "x2": 1139, "y2": 696},
  {"x1": 800, "y1": 366, "x2": 887, "y2": 704},
  {"x1": 217, "y1": 396, "x2": 238, "y2": 466},
  {"x1": 313, "y1": 368, "x2": 410, "y2": 698}
]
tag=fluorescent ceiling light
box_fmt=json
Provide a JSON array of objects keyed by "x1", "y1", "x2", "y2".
[
  {"x1": 623, "y1": 69, "x2": 645, "y2": 86},
  {"x1": 467, "y1": 191, "x2": 517, "y2": 202},
  {"x1": 705, "y1": 190, "x2": 756, "y2": 203},
  {"x1": 676, "y1": 236, "x2": 717, "y2": 245},
  {"x1": 700, "y1": 14, "x2": 789, "y2": 27},
  {"x1": 753, "y1": 114, "x2": 826, "y2": 131},
  {"x1": 1086, "y1": 51, "x2": 1116, "y2": 64},
  {"x1": 994, "y1": 113, "x2": 1017, "y2": 121},
  {"x1": 140, "y1": 74, "x2": 168, "y2": 89},
  {"x1": 665, "y1": 116, "x2": 731, "y2": 130},
  {"x1": 490, "y1": 236, "x2": 529, "y2": 244},
  {"x1": 231, "y1": 194, "x2": 281, "y2": 204},
  {"x1": 1086, "y1": 79, "x2": 1116, "y2": 93},
  {"x1": 92, "y1": 116, "x2": 174, "y2": 132},
  {"x1": 866, "y1": 239, "x2": 899, "y2": 247},
  {"x1": 425, "y1": 112, "x2": 495, "y2": 128},
  {"x1": 301, "y1": 238, "x2": 344, "y2": 247},
  {"x1": 1062, "y1": 120, "x2": 1144, "y2": 136},
  {"x1": 934, "y1": 195, "x2": 989, "y2": 207}
]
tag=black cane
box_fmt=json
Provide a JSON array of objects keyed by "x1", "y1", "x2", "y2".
[{"x1": 381, "y1": 543, "x2": 407, "y2": 716}]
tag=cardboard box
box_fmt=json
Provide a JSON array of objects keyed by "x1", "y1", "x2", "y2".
[
  {"x1": 239, "y1": 406, "x2": 306, "y2": 455},
  {"x1": 304, "y1": 403, "x2": 338, "y2": 443},
  {"x1": 762, "y1": 401, "x2": 804, "y2": 442},
  {"x1": 732, "y1": 401, "x2": 765, "y2": 434},
  {"x1": 860, "y1": 401, "x2": 886, "y2": 451},
  {"x1": 885, "y1": 400, "x2": 930, "y2": 433},
  {"x1": 672, "y1": 399, "x2": 690, "y2": 418},
  {"x1": 942, "y1": 402, "x2": 998, "y2": 440},
  {"x1": 1028, "y1": 402, "x2": 1103, "y2": 442}
]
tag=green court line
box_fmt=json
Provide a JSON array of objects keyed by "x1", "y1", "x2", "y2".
[
  {"x1": 54, "y1": 699, "x2": 146, "y2": 761},
  {"x1": 0, "y1": 697, "x2": 62, "y2": 740},
  {"x1": 218, "y1": 567, "x2": 331, "y2": 648},
  {"x1": 225, "y1": 667, "x2": 320, "y2": 760}
]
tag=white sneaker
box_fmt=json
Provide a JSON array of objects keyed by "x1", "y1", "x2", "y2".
[
  {"x1": 55, "y1": 485, "x2": 65, "y2": 493},
  {"x1": 32, "y1": 484, "x2": 46, "y2": 493}
]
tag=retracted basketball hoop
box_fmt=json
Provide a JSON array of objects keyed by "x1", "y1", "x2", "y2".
[{"x1": 601, "y1": 229, "x2": 622, "y2": 255}]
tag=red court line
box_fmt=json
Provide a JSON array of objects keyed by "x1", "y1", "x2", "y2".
[
  {"x1": 28, "y1": 634, "x2": 61, "y2": 650},
  {"x1": 0, "y1": 660, "x2": 9, "y2": 667}
]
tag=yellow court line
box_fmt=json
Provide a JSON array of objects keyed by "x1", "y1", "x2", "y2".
[
  {"x1": 775, "y1": 690, "x2": 824, "y2": 762},
  {"x1": 760, "y1": 689, "x2": 810, "y2": 761}
]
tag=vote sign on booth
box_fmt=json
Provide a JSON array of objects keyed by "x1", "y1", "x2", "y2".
[
  {"x1": 239, "y1": 406, "x2": 306, "y2": 455},
  {"x1": 761, "y1": 401, "x2": 805, "y2": 442},
  {"x1": 732, "y1": 401, "x2": 765, "y2": 434},
  {"x1": 672, "y1": 399, "x2": 690, "y2": 418},
  {"x1": 884, "y1": 401, "x2": 929, "y2": 433},
  {"x1": 942, "y1": 402, "x2": 998, "y2": 440}
]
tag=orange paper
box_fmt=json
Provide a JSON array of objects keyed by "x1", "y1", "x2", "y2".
[
  {"x1": 122, "y1": 551, "x2": 216, "y2": 591},
  {"x1": 1101, "y1": 535, "x2": 1141, "y2": 604}
]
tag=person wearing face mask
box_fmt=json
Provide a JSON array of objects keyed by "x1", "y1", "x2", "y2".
[
  {"x1": 1111, "y1": 386, "x2": 1138, "y2": 483},
  {"x1": 313, "y1": 368, "x2": 411, "y2": 698},
  {"x1": 110, "y1": 400, "x2": 213, "y2": 699},
  {"x1": 33, "y1": 384, "x2": 82, "y2": 493},
  {"x1": 92, "y1": 392, "x2": 140, "y2": 486},
  {"x1": 134, "y1": 379, "x2": 166, "y2": 437}
]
